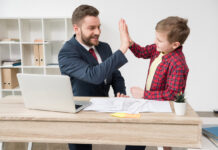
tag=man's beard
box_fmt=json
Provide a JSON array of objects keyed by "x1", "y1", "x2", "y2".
[{"x1": 81, "y1": 31, "x2": 99, "y2": 46}]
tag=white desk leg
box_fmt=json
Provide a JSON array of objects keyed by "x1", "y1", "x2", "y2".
[
  {"x1": 158, "y1": 147, "x2": 164, "y2": 150},
  {"x1": 27, "y1": 142, "x2": 32, "y2": 150},
  {"x1": 0, "y1": 142, "x2": 3, "y2": 150}
]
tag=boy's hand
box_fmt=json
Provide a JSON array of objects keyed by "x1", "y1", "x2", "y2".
[
  {"x1": 119, "y1": 19, "x2": 131, "y2": 54},
  {"x1": 116, "y1": 92, "x2": 130, "y2": 98},
  {"x1": 130, "y1": 87, "x2": 144, "y2": 98}
]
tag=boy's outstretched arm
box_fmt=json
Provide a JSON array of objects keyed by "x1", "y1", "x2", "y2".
[
  {"x1": 129, "y1": 43, "x2": 156, "y2": 59},
  {"x1": 119, "y1": 19, "x2": 155, "y2": 59}
]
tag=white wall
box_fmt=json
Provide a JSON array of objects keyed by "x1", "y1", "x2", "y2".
[{"x1": 0, "y1": 0, "x2": 218, "y2": 111}]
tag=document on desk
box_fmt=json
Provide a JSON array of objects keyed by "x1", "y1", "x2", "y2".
[{"x1": 84, "y1": 97, "x2": 172, "y2": 114}]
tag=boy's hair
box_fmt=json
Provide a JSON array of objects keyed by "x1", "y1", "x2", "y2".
[
  {"x1": 72, "y1": 5, "x2": 99, "y2": 26},
  {"x1": 155, "y1": 16, "x2": 190, "y2": 45}
]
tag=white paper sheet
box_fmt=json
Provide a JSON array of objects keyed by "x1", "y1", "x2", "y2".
[{"x1": 84, "y1": 97, "x2": 172, "y2": 114}]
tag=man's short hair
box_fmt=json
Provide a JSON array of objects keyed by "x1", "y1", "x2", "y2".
[
  {"x1": 155, "y1": 16, "x2": 190, "y2": 45},
  {"x1": 72, "y1": 5, "x2": 99, "y2": 25}
]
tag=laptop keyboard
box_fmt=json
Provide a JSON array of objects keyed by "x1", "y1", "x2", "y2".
[{"x1": 75, "y1": 104, "x2": 82, "y2": 109}]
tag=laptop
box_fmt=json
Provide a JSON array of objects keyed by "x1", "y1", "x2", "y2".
[{"x1": 17, "y1": 73, "x2": 91, "y2": 113}]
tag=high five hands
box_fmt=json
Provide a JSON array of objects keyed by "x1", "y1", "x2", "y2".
[
  {"x1": 119, "y1": 19, "x2": 133, "y2": 54},
  {"x1": 118, "y1": 19, "x2": 144, "y2": 99}
]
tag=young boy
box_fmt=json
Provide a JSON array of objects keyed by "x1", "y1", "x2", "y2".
[{"x1": 125, "y1": 16, "x2": 190, "y2": 100}]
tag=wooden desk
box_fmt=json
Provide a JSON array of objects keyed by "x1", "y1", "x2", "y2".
[{"x1": 0, "y1": 96, "x2": 202, "y2": 148}]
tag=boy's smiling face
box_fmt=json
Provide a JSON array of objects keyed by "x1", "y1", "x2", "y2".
[{"x1": 155, "y1": 31, "x2": 180, "y2": 54}]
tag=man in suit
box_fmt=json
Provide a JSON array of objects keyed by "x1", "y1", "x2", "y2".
[{"x1": 58, "y1": 4, "x2": 131, "y2": 150}]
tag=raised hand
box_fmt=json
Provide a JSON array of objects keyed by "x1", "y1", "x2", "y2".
[{"x1": 119, "y1": 19, "x2": 131, "y2": 54}]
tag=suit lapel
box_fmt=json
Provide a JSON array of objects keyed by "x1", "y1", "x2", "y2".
[
  {"x1": 71, "y1": 36, "x2": 98, "y2": 65},
  {"x1": 83, "y1": 49, "x2": 99, "y2": 65},
  {"x1": 95, "y1": 44, "x2": 106, "y2": 62}
]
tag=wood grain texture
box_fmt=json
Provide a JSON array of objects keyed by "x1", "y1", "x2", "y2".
[{"x1": 0, "y1": 96, "x2": 202, "y2": 148}]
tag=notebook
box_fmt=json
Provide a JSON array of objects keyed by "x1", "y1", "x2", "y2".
[{"x1": 203, "y1": 126, "x2": 218, "y2": 140}]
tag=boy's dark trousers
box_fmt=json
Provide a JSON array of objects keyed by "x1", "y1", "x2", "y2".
[
  {"x1": 69, "y1": 144, "x2": 91, "y2": 150},
  {"x1": 125, "y1": 145, "x2": 146, "y2": 150},
  {"x1": 69, "y1": 144, "x2": 146, "y2": 150}
]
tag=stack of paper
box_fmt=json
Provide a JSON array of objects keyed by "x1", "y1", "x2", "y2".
[
  {"x1": 203, "y1": 126, "x2": 218, "y2": 147},
  {"x1": 84, "y1": 97, "x2": 172, "y2": 114}
]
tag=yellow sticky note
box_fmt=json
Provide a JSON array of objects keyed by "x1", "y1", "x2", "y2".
[{"x1": 111, "y1": 113, "x2": 140, "y2": 118}]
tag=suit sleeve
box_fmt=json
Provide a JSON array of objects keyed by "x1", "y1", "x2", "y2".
[
  {"x1": 102, "y1": 44, "x2": 127, "y2": 96},
  {"x1": 58, "y1": 43, "x2": 128, "y2": 85},
  {"x1": 111, "y1": 70, "x2": 126, "y2": 95}
]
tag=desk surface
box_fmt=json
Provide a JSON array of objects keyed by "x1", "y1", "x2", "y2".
[
  {"x1": 0, "y1": 96, "x2": 201, "y2": 124},
  {"x1": 0, "y1": 96, "x2": 202, "y2": 148}
]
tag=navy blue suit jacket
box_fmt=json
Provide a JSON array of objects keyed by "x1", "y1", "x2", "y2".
[{"x1": 58, "y1": 35, "x2": 128, "y2": 96}]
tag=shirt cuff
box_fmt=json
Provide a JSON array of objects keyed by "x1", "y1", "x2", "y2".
[{"x1": 129, "y1": 42, "x2": 136, "y2": 49}]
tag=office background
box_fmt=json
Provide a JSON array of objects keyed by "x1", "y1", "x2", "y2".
[{"x1": 0, "y1": 0, "x2": 217, "y2": 111}]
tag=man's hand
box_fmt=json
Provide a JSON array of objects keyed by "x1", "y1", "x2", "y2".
[
  {"x1": 119, "y1": 19, "x2": 131, "y2": 54},
  {"x1": 130, "y1": 87, "x2": 144, "y2": 98},
  {"x1": 116, "y1": 92, "x2": 130, "y2": 98}
]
